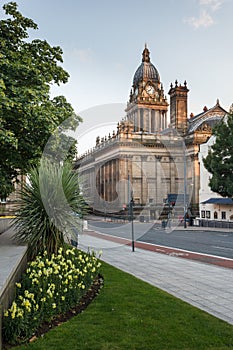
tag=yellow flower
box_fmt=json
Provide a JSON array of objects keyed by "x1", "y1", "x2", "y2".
[
  {"x1": 52, "y1": 303, "x2": 56, "y2": 309},
  {"x1": 15, "y1": 282, "x2": 21, "y2": 288},
  {"x1": 4, "y1": 310, "x2": 9, "y2": 317},
  {"x1": 50, "y1": 283, "x2": 55, "y2": 290},
  {"x1": 61, "y1": 296, "x2": 65, "y2": 301},
  {"x1": 10, "y1": 301, "x2": 17, "y2": 312},
  {"x1": 47, "y1": 289, "x2": 53, "y2": 298},
  {"x1": 32, "y1": 278, "x2": 39, "y2": 284},
  {"x1": 22, "y1": 298, "x2": 31, "y2": 311},
  {"x1": 17, "y1": 309, "x2": 24, "y2": 318},
  {"x1": 38, "y1": 261, "x2": 45, "y2": 268}
]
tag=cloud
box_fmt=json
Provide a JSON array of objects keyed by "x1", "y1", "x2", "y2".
[
  {"x1": 72, "y1": 48, "x2": 93, "y2": 63},
  {"x1": 184, "y1": 10, "x2": 214, "y2": 29},
  {"x1": 184, "y1": 0, "x2": 224, "y2": 29},
  {"x1": 199, "y1": 0, "x2": 224, "y2": 11}
]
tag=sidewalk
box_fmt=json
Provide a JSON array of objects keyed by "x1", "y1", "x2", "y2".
[{"x1": 78, "y1": 231, "x2": 233, "y2": 326}]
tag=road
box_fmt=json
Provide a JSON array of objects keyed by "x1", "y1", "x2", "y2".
[{"x1": 87, "y1": 220, "x2": 233, "y2": 259}]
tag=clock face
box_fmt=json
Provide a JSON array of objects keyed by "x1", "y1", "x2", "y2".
[{"x1": 146, "y1": 84, "x2": 155, "y2": 95}]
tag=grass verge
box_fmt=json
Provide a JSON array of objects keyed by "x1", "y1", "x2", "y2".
[{"x1": 11, "y1": 261, "x2": 233, "y2": 350}]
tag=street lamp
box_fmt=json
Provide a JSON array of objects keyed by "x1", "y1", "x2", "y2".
[
  {"x1": 128, "y1": 172, "x2": 135, "y2": 252},
  {"x1": 130, "y1": 196, "x2": 135, "y2": 252},
  {"x1": 183, "y1": 141, "x2": 187, "y2": 229}
]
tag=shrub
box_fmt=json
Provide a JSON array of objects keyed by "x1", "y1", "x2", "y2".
[
  {"x1": 13, "y1": 160, "x2": 88, "y2": 259},
  {"x1": 3, "y1": 246, "x2": 101, "y2": 344}
]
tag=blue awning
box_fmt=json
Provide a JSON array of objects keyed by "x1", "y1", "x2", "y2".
[{"x1": 201, "y1": 198, "x2": 233, "y2": 205}]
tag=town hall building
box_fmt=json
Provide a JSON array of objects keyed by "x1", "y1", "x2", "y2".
[{"x1": 75, "y1": 45, "x2": 227, "y2": 220}]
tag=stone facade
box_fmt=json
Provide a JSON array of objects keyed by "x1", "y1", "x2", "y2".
[{"x1": 75, "y1": 46, "x2": 228, "y2": 219}]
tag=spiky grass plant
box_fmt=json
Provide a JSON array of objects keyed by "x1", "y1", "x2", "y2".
[{"x1": 13, "y1": 159, "x2": 87, "y2": 259}]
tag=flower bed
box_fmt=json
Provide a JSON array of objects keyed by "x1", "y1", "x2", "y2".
[{"x1": 3, "y1": 247, "x2": 101, "y2": 345}]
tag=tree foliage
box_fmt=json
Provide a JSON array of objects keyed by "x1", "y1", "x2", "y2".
[
  {"x1": 0, "y1": 2, "x2": 81, "y2": 199},
  {"x1": 203, "y1": 112, "x2": 233, "y2": 198}
]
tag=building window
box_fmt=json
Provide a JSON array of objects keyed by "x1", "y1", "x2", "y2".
[
  {"x1": 221, "y1": 211, "x2": 226, "y2": 220},
  {"x1": 214, "y1": 211, "x2": 218, "y2": 219},
  {"x1": 149, "y1": 198, "x2": 153, "y2": 204},
  {"x1": 201, "y1": 210, "x2": 205, "y2": 218},
  {"x1": 206, "y1": 211, "x2": 210, "y2": 219}
]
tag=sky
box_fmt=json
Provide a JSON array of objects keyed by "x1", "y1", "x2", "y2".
[{"x1": 1, "y1": 0, "x2": 233, "y2": 153}]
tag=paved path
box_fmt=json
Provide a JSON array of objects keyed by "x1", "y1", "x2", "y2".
[{"x1": 78, "y1": 231, "x2": 233, "y2": 326}]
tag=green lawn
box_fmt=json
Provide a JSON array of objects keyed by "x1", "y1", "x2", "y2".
[{"x1": 12, "y1": 261, "x2": 233, "y2": 350}]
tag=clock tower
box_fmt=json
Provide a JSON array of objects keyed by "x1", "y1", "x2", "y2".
[{"x1": 125, "y1": 45, "x2": 169, "y2": 133}]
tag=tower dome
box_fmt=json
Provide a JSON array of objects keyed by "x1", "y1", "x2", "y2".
[{"x1": 133, "y1": 45, "x2": 160, "y2": 87}]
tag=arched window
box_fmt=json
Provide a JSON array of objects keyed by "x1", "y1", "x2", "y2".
[{"x1": 214, "y1": 211, "x2": 218, "y2": 219}]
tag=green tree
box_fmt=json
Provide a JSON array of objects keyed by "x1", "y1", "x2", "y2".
[
  {"x1": 13, "y1": 159, "x2": 88, "y2": 259},
  {"x1": 203, "y1": 112, "x2": 233, "y2": 198},
  {"x1": 0, "y1": 2, "x2": 80, "y2": 198}
]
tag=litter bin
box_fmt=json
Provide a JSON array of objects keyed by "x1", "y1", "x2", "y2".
[
  {"x1": 139, "y1": 215, "x2": 144, "y2": 222},
  {"x1": 162, "y1": 220, "x2": 166, "y2": 228}
]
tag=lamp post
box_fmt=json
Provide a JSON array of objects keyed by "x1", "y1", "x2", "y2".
[
  {"x1": 183, "y1": 141, "x2": 187, "y2": 229},
  {"x1": 130, "y1": 196, "x2": 135, "y2": 252},
  {"x1": 128, "y1": 172, "x2": 135, "y2": 252}
]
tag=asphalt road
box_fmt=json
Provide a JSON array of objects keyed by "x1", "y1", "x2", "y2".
[{"x1": 87, "y1": 220, "x2": 233, "y2": 259}]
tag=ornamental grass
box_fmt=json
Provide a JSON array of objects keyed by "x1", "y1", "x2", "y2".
[{"x1": 3, "y1": 247, "x2": 101, "y2": 345}]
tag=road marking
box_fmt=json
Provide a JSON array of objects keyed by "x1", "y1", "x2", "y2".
[{"x1": 212, "y1": 246, "x2": 233, "y2": 251}]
